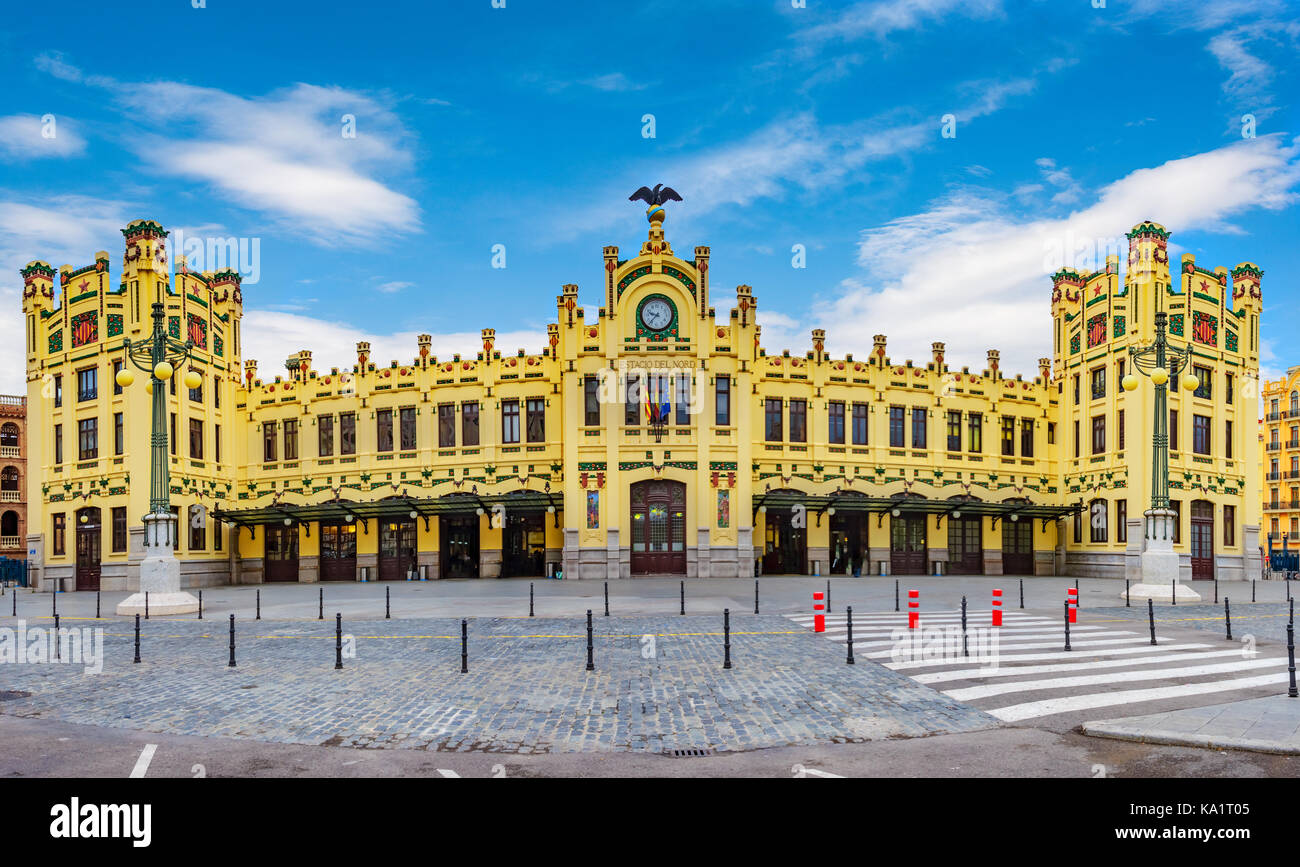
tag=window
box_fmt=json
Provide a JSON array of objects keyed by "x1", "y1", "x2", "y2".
[
  {"x1": 715, "y1": 376, "x2": 731, "y2": 426},
  {"x1": 1001, "y1": 416, "x2": 1015, "y2": 456},
  {"x1": 1224, "y1": 504, "x2": 1236, "y2": 546},
  {"x1": 1048, "y1": 422, "x2": 1056, "y2": 444},
  {"x1": 1118, "y1": 409, "x2": 1125, "y2": 452},
  {"x1": 947, "y1": 411, "x2": 961, "y2": 452},
  {"x1": 1169, "y1": 410, "x2": 1179, "y2": 451},
  {"x1": 399, "y1": 407, "x2": 416, "y2": 450},
  {"x1": 284, "y1": 419, "x2": 298, "y2": 460},
  {"x1": 170, "y1": 506, "x2": 180, "y2": 551},
  {"x1": 215, "y1": 424, "x2": 221, "y2": 463},
  {"x1": 189, "y1": 505, "x2": 205, "y2": 551},
  {"x1": 111, "y1": 507, "x2": 127, "y2": 553},
  {"x1": 1192, "y1": 365, "x2": 1212, "y2": 400},
  {"x1": 169, "y1": 375, "x2": 175, "y2": 397},
  {"x1": 113, "y1": 360, "x2": 124, "y2": 395},
  {"x1": 526, "y1": 398, "x2": 545, "y2": 442},
  {"x1": 502, "y1": 399, "x2": 520, "y2": 443},
  {"x1": 968, "y1": 412, "x2": 982, "y2": 453},
  {"x1": 170, "y1": 413, "x2": 176, "y2": 455},
  {"x1": 54, "y1": 423, "x2": 62, "y2": 464},
  {"x1": 1167, "y1": 500, "x2": 1182, "y2": 543},
  {"x1": 1073, "y1": 420, "x2": 1079, "y2": 458},
  {"x1": 1116, "y1": 358, "x2": 1126, "y2": 388},
  {"x1": 213, "y1": 376, "x2": 220, "y2": 409},
  {"x1": 52, "y1": 513, "x2": 65, "y2": 555},
  {"x1": 188, "y1": 376, "x2": 203, "y2": 404},
  {"x1": 214, "y1": 515, "x2": 222, "y2": 551},
  {"x1": 1191, "y1": 414, "x2": 1211, "y2": 455},
  {"x1": 376, "y1": 409, "x2": 393, "y2": 452},
  {"x1": 1116, "y1": 499, "x2": 1127, "y2": 544},
  {"x1": 461, "y1": 403, "x2": 479, "y2": 447},
  {"x1": 625, "y1": 376, "x2": 640, "y2": 426},
  {"x1": 1073, "y1": 374, "x2": 1079, "y2": 405},
  {"x1": 1090, "y1": 499, "x2": 1108, "y2": 543},
  {"x1": 828, "y1": 402, "x2": 845, "y2": 444},
  {"x1": 1089, "y1": 415, "x2": 1104, "y2": 455},
  {"x1": 54, "y1": 375, "x2": 62, "y2": 408},
  {"x1": 1072, "y1": 508, "x2": 1081, "y2": 544},
  {"x1": 847, "y1": 405, "x2": 868, "y2": 447},
  {"x1": 189, "y1": 418, "x2": 203, "y2": 459},
  {"x1": 765, "y1": 399, "x2": 782, "y2": 442},
  {"x1": 1090, "y1": 367, "x2": 1105, "y2": 400},
  {"x1": 889, "y1": 406, "x2": 904, "y2": 448},
  {"x1": 340, "y1": 413, "x2": 356, "y2": 455},
  {"x1": 911, "y1": 408, "x2": 927, "y2": 449},
  {"x1": 1021, "y1": 419, "x2": 1034, "y2": 457},
  {"x1": 675, "y1": 374, "x2": 690, "y2": 425},
  {"x1": 319, "y1": 414, "x2": 334, "y2": 456},
  {"x1": 1225, "y1": 421, "x2": 1233, "y2": 460},
  {"x1": 114, "y1": 412, "x2": 124, "y2": 456},
  {"x1": 439, "y1": 404, "x2": 455, "y2": 447},
  {"x1": 78, "y1": 417, "x2": 98, "y2": 460},
  {"x1": 77, "y1": 366, "x2": 98, "y2": 399},
  {"x1": 263, "y1": 421, "x2": 277, "y2": 462},
  {"x1": 1225, "y1": 373, "x2": 1233, "y2": 405},
  {"x1": 789, "y1": 400, "x2": 807, "y2": 443},
  {"x1": 584, "y1": 377, "x2": 600, "y2": 427}
]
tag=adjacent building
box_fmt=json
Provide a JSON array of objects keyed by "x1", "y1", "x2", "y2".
[
  {"x1": 1260, "y1": 366, "x2": 1300, "y2": 554},
  {"x1": 21, "y1": 213, "x2": 1262, "y2": 588},
  {"x1": 0, "y1": 394, "x2": 27, "y2": 568}
]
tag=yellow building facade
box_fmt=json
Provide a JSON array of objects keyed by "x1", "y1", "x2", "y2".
[
  {"x1": 1260, "y1": 366, "x2": 1300, "y2": 552},
  {"x1": 22, "y1": 214, "x2": 1262, "y2": 588}
]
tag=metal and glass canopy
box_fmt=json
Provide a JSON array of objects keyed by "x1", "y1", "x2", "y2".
[{"x1": 751, "y1": 488, "x2": 1083, "y2": 530}]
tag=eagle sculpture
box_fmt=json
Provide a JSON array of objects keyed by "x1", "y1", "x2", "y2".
[{"x1": 628, "y1": 184, "x2": 683, "y2": 206}]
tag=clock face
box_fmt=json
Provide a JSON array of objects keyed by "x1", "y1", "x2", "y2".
[{"x1": 640, "y1": 298, "x2": 673, "y2": 331}]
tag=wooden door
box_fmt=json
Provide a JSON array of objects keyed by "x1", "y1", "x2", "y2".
[
  {"x1": 379, "y1": 519, "x2": 417, "y2": 580},
  {"x1": 320, "y1": 522, "x2": 357, "y2": 581},
  {"x1": 890, "y1": 514, "x2": 927, "y2": 575},
  {"x1": 441, "y1": 515, "x2": 479, "y2": 578},
  {"x1": 75, "y1": 507, "x2": 101, "y2": 591},
  {"x1": 1191, "y1": 500, "x2": 1214, "y2": 579},
  {"x1": 264, "y1": 525, "x2": 299, "y2": 582},
  {"x1": 1001, "y1": 519, "x2": 1033, "y2": 575},
  {"x1": 630, "y1": 480, "x2": 687, "y2": 574},
  {"x1": 947, "y1": 516, "x2": 983, "y2": 574}
]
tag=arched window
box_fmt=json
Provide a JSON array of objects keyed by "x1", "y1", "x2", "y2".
[
  {"x1": 0, "y1": 467, "x2": 17, "y2": 491},
  {"x1": 189, "y1": 504, "x2": 206, "y2": 551},
  {"x1": 1089, "y1": 498, "x2": 1108, "y2": 543},
  {"x1": 1291, "y1": 391, "x2": 1299, "y2": 414},
  {"x1": 1, "y1": 510, "x2": 17, "y2": 536},
  {"x1": 0, "y1": 423, "x2": 17, "y2": 448}
]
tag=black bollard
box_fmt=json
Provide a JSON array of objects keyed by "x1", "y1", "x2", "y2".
[
  {"x1": 198, "y1": 590, "x2": 202, "y2": 620},
  {"x1": 386, "y1": 586, "x2": 391, "y2": 620},
  {"x1": 1148, "y1": 598, "x2": 1157, "y2": 646},
  {"x1": 1019, "y1": 578, "x2": 1024, "y2": 610},
  {"x1": 680, "y1": 580, "x2": 685, "y2": 616},
  {"x1": 460, "y1": 619, "x2": 468, "y2": 674},
  {"x1": 586, "y1": 609, "x2": 595, "y2": 672},
  {"x1": 52, "y1": 588, "x2": 56, "y2": 618},
  {"x1": 228, "y1": 614, "x2": 236, "y2": 667},
  {"x1": 604, "y1": 581, "x2": 609, "y2": 617},
  {"x1": 1063, "y1": 600, "x2": 1072, "y2": 652},
  {"x1": 1075, "y1": 578, "x2": 1080, "y2": 610},
  {"x1": 1289, "y1": 622, "x2": 1298, "y2": 699},
  {"x1": 529, "y1": 582, "x2": 534, "y2": 618},
  {"x1": 335, "y1": 613, "x2": 343, "y2": 670},
  {"x1": 845, "y1": 605, "x2": 855, "y2": 665},
  {"x1": 318, "y1": 586, "x2": 323, "y2": 620},
  {"x1": 723, "y1": 608, "x2": 732, "y2": 670},
  {"x1": 1125, "y1": 579, "x2": 1130, "y2": 607},
  {"x1": 961, "y1": 595, "x2": 968, "y2": 658},
  {"x1": 1253, "y1": 579, "x2": 1256, "y2": 603},
  {"x1": 145, "y1": 591, "x2": 149, "y2": 620},
  {"x1": 754, "y1": 579, "x2": 759, "y2": 615},
  {"x1": 11, "y1": 589, "x2": 15, "y2": 617},
  {"x1": 133, "y1": 613, "x2": 141, "y2": 664},
  {"x1": 1225, "y1": 598, "x2": 1232, "y2": 642},
  {"x1": 826, "y1": 580, "x2": 831, "y2": 614},
  {"x1": 1171, "y1": 579, "x2": 1176, "y2": 606},
  {"x1": 256, "y1": 588, "x2": 261, "y2": 620},
  {"x1": 1214, "y1": 578, "x2": 1218, "y2": 604},
  {"x1": 96, "y1": 590, "x2": 101, "y2": 620},
  {"x1": 895, "y1": 579, "x2": 900, "y2": 613}
]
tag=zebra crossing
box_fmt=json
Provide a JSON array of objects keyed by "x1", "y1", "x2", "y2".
[{"x1": 788, "y1": 609, "x2": 1292, "y2": 724}]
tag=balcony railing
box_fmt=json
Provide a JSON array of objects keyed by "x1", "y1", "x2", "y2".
[
  {"x1": 1287, "y1": 441, "x2": 1300, "y2": 449},
  {"x1": 0, "y1": 490, "x2": 18, "y2": 502},
  {"x1": 0, "y1": 536, "x2": 18, "y2": 549},
  {"x1": 1268, "y1": 442, "x2": 1282, "y2": 451},
  {"x1": 0, "y1": 446, "x2": 17, "y2": 458},
  {"x1": 1267, "y1": 500, "x2": 1300, "y2": 511},
  {"x1": 1268, "y1": 472, "x2": 1282, "y2": 481}
]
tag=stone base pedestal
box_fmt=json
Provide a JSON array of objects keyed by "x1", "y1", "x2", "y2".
[
  {"x1": 116, "y1": 512, "x2": 198, "y2": 616},
  {"x1": 1121, "y1": 507, "x2": 1201, "y2": 603}
]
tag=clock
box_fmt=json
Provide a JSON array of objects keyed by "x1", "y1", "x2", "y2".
[{"x1": 639, "y1": 297, "x2": 673, "y2": 332}]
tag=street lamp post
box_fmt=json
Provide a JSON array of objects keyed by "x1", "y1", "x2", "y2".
[
  {"x1": 113, "y1": 301, "x2": 201, "y2": 616},
  {"x1": 1120, "y1": 309, "x2": 1203, "y2": 603}
]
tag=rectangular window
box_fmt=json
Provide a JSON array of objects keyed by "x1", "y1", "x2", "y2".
[
  {"x1": 114, "y1": 412, "x2": 124, "y2": 456},
  {"x1": 215, "y1": 424, "x2": 221, "y2": 464},
  {"x1": 502, "y1": 399, "x2": 520, "y2": 444},
  {"x1": 1170, "y1": 409, "x2": 1179, "y2": 451},
  {"x1": 190, "y1": 507, "x2": 205, "y2": 551},
  {"x1": 1226, "y1": 373, "x2": 1234, "y2": 405},
  {"x1": 399, "y1": 407, "x2": 416, "y2": 450},
  {"x1": 340, "y1": 412, "x2": 356, "y2": 455},
  {"x1": 189, "y1": 377, "x2": 203, "y2": 404},
  {"x1": 77, "y1": 367, "x2": 97, "y2": 402},
  {"x1": 52, "y1": 513, "x2": 65, "y2": 556},
  {"x1": 584, "y1": 377, "x2": 600, "y2": 427},
  {"x1": 1118, "y1": 409, "x2": 1125, "y2": 452},
  {"x1": 852, "y1": 403, "x2": 869, "y2": 446},
  {"x1": 263, "y1": 421, "x2": 277, "y2": 462},
  {"x1": 789, "y1": 400, "x2": 807, "y2": 443},
  {"x1": 1116, "y1": 358, "x2": 1126, "y2": 388},
  {"x1": 1192, "y1": 364, "x2": 1212, "y2": 400},
  {"x1": 715, "y1": 375, "x2": 731, "y2": 426},
  {"x1": 1073, "y1": 508, "x2": 1082, "y2": 544},
  {"x1": 54, "y1": 375, "x2": 62, "y2": 408},
  {"x1": 170, "y1": 413, "x2": 177, "y2": 456},
  {"x1": 526, "y1": 398, "x2": 545, "y2": 442},
  {"x1": 1001, "y1": 416, "x2": 1015, "y2": 456},
  {"x1": 947, "y1": 411, "x2": 961, "y2": 452},
  {"x1": 1170, "y1": 500, "x2": 1181, "y2": 544},
  {"x1": 189, "y1": 418, "x2": 203, "y2": 460},
  {"x1": 1090, "y1": 500, "x2": 1108, "y2": 542},
  {"x1": 968, "y1": 412, "x2": 982, "y2": 453},
  {"x1": 1226, "y1": 420, "x2": 1233, "y2": 460},
  {"x1": 1020, "y1": 419, "x2": 1034, "y2": 458},
  {"x1": 828, "y1": 401, "x2": 845, "y2": 445},
  {"x1": 284, "y1": 419, "x2": 298, "y2": 460},
  {"x1": 1092, "y1": 415, "x2": 1105, "y2": 455},
  {"x1": 889, "y1": 406, "x2": 905, "y2": 448},
  {"x1": 438, "y1": 404, "x2": 455, "y2": 447},
  {"x1": 319, "y1": 414, "x2": 334, "y2": 457},
  {"x1": 78, "y1": 417, "x2": 98, "y2": 460},
  {"x1": 214, "y1": 515, "x2": 222, "y2": 551},
  {"x1": 169, "y1": 375, "x2": 175, "y2": 396},
  {"x1": 1193, "y1": 414, "x2": 1211, "y2": 455},
  {"x1": 461, "y1": 403, "x2": 479, "y2": 447},
  {"x1": 625, "y1": 376, "x2": 641, "y2": 426},
  {"x1": 376, "y1": 409, "x2": 393, "y2": 452},
  {"x1": 1073, "y1": 420, "x2": 1079, "y2": 458},
  {"x1": 1117, "y1": 499, "x2": 1127, "y2": 544},
  {"x1": 765, "y1": 399, "x2": 782, "y2": 442},
  {"x1": 911, "y1": 407, "x2": 927, "y2": 449},
  {"x1": 1073, "y1": 374, "x2": 1079, "y2": 405},
  {"x1": 675, "y1": 374, "x2": 690, "y2": 426},
  {"x1": 1224, "y1": 504, "x2": 1236, "y2": 546},
  {"x1": 1090, "y1": 367, "x2": 1105, "y2": 400},
  {"x1": 113, "y1": 360, "x2": 124, "y2": 395},
  {"x1": 54, "y1": 423, "x2": 63, "y2": 464},
  {"x1": 111, "y1": 506, "x2": 127, "y2": 553},
  {"x1": 1048, "y1": 422, "x2": 1056, "y2": 444},
  {"x1": 213, "y1": 376, "x2": 220, "y2": 409}
]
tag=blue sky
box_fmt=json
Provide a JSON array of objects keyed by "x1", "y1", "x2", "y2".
[{"x1": 2, "y1": 0, "x2": 1298, "y2": 392}]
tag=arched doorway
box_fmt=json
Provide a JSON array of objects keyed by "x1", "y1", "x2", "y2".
[
  {"x1": 1, "y1": 510, "x2": 17, "y2": 540},
  {"x1": 630, "y1": 480, "x2": 686, "y2": 574},
  {"x1": 1191, "y1": 500, "x2": 1214, "y2": 579},
  {"x1": 75, "y1": 506, "x2": 101, "y2": 591}
]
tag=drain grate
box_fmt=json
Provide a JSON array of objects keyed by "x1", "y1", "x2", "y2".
[
  {"x1": 665, "y1": 748, "x2": 714, "y2": 758},
  {"x1": 0, "y1": 690, "x2": 32, "y2": 701}
]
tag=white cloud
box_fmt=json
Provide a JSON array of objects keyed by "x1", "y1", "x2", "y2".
[
  {"x1": 795, "y1": 0, "x2": 1003, "y2": 44},
  {"x1": 374, "y1": 281, "x2": 413, "y2": 294},
  {"x1": 0, "y1": 114, "x2": 86, "y2": 161}
]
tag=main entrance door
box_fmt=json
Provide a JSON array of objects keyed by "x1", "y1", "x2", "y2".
[
  {"x1": 947, "y1": 516, "x2": 983, "y2": 574},
  {"x1": 763, "y1": 509, "x2": 807, "y2": 575},
  {"x1": 379, "y1": 519, "x2": 417, "y2": 580},
  {"x1": 320, "y1": 522, "x2": 357, "y2": 581},
  {"x1": 503, "y1": 512, "x2": 545, "y2": 577},
  {"x1": 1191, "y1": 500, "x2": 1214, "y2": 579},
  {"x1": 890, "y1": 514, "x2": 927, "y2": 575},
  {"x1": 830, "y1": 512, "x2": 867, "y2": 575},
  {"x1": 1001, "y1": 519, "x2": 1033, "y2": 575},
  {"x1": 75, "y1": 507, "x2": 101, "y2": 591},
  {"x1": 630, "y1": 480, "x2": 687, "y2": 574},
  {"x1": 441, "y1": 515, "x2": 479, "y2": 578},
  {"x1": 264, "y1": 524, "x2": 299, "y2": 582}
]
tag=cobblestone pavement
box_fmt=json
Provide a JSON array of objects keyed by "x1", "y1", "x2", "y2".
[
  {"x1": 1091, "y1": 601, "x2": 1296, "y2": 645},
  {"x1": 0, "y1": 614, "x2": 997, "y2": 755}
]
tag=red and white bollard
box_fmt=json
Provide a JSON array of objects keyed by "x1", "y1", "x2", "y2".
[
  {"x1": 992, "y1": 589, "x2": 1002, "y2": 627},
  {"x1": 813, "y1": 591, "x2": 826, "y2": 633},
  {"x1": 908, "y1": 589, "x2": 919, "y2": 630},
  {"x1": 1068, "y1": 587, "x2": 1078, "y2": 624}
]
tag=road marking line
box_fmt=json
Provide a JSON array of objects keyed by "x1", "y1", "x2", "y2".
[
  {"x1": 985, "y1": 672, "x2": 1291, "y2": 722},
  {"x1": 437, "y1": 768, "x2": 461, "y2": 778},
  {"x1": 798, "y1": 768, "x2": 844, "y2": 778},
  {"x1": 945, "y1": 657, "x2": 1288, "y2": 701},
  {"x1": 914, "y1": 648, "x2": 1259, "y2": 683},
  {"x1": 129, "y1": 744, "x2": 158, "y2": 779},
  {"x1": 884, "y1": 642, "x2": 1214, "y2": 669},
  {"x1": 862, "y1": 635, "x2": 1150, "y2": 659}
]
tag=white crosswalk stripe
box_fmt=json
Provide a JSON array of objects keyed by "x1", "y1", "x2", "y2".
[{"x1": 790, "y1": 609, "x2": 1288, "y2": 723}]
